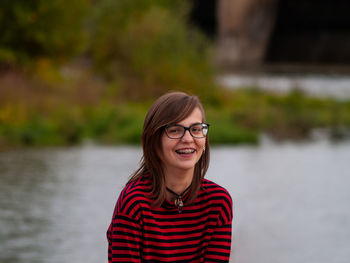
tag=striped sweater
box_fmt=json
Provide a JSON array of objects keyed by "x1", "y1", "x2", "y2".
[{"x1": 107, "y1": 175, "x2": 233, "y2": 262}]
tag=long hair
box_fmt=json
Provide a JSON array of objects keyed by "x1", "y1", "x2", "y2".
[{"x1": 128, "y1": 91, "x2": 210, "y2": 207}]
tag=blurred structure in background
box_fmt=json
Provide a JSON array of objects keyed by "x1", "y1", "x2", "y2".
[{"x1": 190, "y1": 0, "x2": 350, "y2": 71}]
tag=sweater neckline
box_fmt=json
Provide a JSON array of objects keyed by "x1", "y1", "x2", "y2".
[{"x1": 162, "y1": 188, "x2": 192, "y2": 211}]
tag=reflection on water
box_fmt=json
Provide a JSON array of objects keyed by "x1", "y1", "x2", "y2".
[{"x1": 0, "y1": 140, "x2": 349, "y2": 263}]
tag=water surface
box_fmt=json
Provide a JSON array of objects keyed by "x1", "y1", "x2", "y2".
[
  {"x1": 0, "y1": 139, "x2": 349, "y2": 263},
  {"x1": 217, "y1": 73, "x2": 350, "y2": 99}
]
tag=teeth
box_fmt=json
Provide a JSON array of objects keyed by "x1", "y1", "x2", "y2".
[{"x1": 176, "y1": 149, "x2": 195, "y2": 154}]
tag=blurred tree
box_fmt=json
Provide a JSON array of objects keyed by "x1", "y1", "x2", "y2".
[
  {"x1": 0, "y1": 0, "x2": 90, "y2": 66},
  {"x1": 90, "y1": 0, "x2": 217, "y2": 101}
]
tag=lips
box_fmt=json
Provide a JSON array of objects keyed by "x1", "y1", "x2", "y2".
[{"x1": 175, "y1": 148, "x2": 196, "y2": 154}]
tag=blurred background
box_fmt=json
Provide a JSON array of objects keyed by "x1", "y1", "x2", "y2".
[{"x1": 0, "y1": 0, "x2": 350, "y2": 262}]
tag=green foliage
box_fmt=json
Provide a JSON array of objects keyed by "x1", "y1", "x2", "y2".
[
  {"x1": 1, "y1": 89, "x2": 350, "y2": 148},
  {"x1": 0, "y1": 102, "x2": 146, "y2": 147},
  {"x1": 90, "y1": 0, "x2": 216, "y2": 100},
  {"x1": 1, "y1": 0, "x2": 350, "y2": 148},
  {"x1": 219, "y1": 88, "x2": 350, "y2": 140},
  {"x1": 80, "y1": 103, "x2": 146, "y2": 144},
  {"x1": 0, "y1": 0, "x2": 90, "y2": 65},
  {"x1": 206, "y1": 108, "x2": 259, "y2": 144}
]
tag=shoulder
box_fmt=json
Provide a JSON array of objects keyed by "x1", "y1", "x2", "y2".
[
  {"x1": 201, "y1": 178, "x2": 232, "y2": 202},
  {"x1": 114, "y1": 175, "x2": 152, "y2": 219},
  {"x1": 200, "y1": 178, "x2": 233, "y2": 224}
]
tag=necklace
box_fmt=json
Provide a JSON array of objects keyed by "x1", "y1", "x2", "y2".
[{"x1": 166, "y1": 185, "x2": 191, "y2": 213}]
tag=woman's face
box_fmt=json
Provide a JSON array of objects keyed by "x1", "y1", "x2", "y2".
[{"x1": 160, "y1": 107, "x2": 206, "y2": 175}]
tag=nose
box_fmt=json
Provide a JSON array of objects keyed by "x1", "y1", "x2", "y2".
[{"x1": 181, "y1": 129, "x2": 193, "y2": 141}]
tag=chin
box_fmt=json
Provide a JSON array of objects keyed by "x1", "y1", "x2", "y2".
[{"x1": 175, "y1": 161, "x2": 198, "y2": 171}]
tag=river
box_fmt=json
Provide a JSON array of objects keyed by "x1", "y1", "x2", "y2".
[
  {"x1": 217, "y1": 72, "x2": 350, "y2": 99},
  {"x1": 0, "y1": 138, "x2": 349, "y2": 263}
]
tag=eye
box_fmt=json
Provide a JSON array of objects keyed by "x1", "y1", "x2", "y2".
[
  {"x1": 190, "y1": 125, "x2": 203, "y2": 134},
  {"x1": 167, "y1": 126, "x2": 182, "y2": 134}
]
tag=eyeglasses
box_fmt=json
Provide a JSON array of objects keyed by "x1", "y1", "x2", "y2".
[{"x1": 164, "y1": 123, "x2": 210, "y2": 139}]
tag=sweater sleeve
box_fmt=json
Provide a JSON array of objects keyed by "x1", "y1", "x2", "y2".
[
  {"x1": 205, "y1": 187, "x2": 233, "y2": 262},
  {"x1": 204, "y1": 221, "x2": 232, "y2": 262},
  {"x1": 107, "y1": 212, "x2": 142, "y2": 263}
]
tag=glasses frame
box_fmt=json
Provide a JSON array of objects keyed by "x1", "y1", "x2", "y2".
[{"x1": 164, "y1": 123, "x2": 210, "y2": 139}]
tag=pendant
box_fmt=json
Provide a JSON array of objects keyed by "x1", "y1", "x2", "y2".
[
  {"x1": 166, "y1": 186, "x2": 190, "y2": 214},
  {"x1": 175, "y1": 197, "x2": 184, "y2": 213}
]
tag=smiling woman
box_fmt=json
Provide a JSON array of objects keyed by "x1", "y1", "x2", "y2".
[{"x1": 107, "y1": 91, "x2": 233, "y2": 262}]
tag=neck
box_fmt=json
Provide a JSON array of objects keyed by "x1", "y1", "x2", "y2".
[{"x1": 164, "y1": 167, "x2": 194, "y2": 195}]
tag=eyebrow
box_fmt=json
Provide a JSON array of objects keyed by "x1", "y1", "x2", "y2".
[{"x1": 170, "y1": 122, "x2": 202, "y2": 127}]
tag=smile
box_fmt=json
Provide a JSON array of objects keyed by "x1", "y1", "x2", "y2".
[{"x1": 175, "y1": 148, "x2": 196, "y2": 154}]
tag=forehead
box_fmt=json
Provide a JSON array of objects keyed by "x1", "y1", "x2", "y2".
[{"x1": 177, "y1": 107, "x2": 203, "y2": 126}]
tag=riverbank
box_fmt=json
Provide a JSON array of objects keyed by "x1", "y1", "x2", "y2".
[{"x1": 1, "y1": 69, "x2": 350, "y2": 149}]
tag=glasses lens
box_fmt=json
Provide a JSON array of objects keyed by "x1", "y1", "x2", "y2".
[
  {"x1": 166, "y1": 125, "x2": 184, "y2": 139},
  {"x1": 190, "y1": 123, "x2": 209, "y2": 138}
]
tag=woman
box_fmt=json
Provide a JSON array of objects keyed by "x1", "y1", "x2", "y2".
[{"x1": 107, "y1": 91, "x2": 233, "y2": 262}]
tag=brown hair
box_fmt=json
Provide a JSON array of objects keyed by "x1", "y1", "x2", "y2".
[{"x1": 128, "y1": 91, "x2": 210, "y2": 207}]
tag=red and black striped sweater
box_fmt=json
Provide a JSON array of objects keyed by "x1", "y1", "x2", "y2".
[{"x1": 107, "y1": 175, "x2": 233, "y2": 262}]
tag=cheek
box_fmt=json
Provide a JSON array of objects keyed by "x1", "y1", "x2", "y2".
[
  {"x1": 161, "y1": 135, "x2": 175, "y2": 155},
  {"x1": 196, "y1": 139, "x2": 206, "y2": 150}
]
